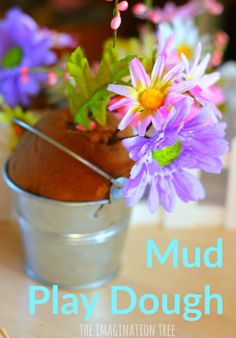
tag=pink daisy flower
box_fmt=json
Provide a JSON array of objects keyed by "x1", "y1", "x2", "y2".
[
  {"x1": 108, "y1": 56, "x2": 185, "y2": 136},
  {"x1": 175, "y1": 43, "x2": 221, "y2": 114}
]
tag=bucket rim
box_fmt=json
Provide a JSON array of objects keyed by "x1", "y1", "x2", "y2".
[{"x1": 3, "y1": 159, "x2": 110, "y2": 207}]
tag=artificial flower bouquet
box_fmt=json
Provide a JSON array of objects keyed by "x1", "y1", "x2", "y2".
[
  {"x1": 0, "y1": 7, "x2": 75, "y2": 220},
  {"x1": 0, "y1": 7, "x2": 75, "y2": 107},
  {"x1": 1, "y1": 0, "x2": 229, "y2": 287},
  {"x1": 0, "y1": 7, "x2": 75, "y2": 147}
]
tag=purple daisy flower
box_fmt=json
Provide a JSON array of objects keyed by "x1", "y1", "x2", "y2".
[
  {"x1": 41, "y1": 28, "x2": 76, "y2": 49},
  {"x1": 122, "y1": 99, "x2": 228, "y2": 213},
  {"x1": 0, "y1": 8, "x2": 57, "y2": 107}
]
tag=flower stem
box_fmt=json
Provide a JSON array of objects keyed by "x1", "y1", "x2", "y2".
[
  {"x1": 145, "y1": 0, "x2": 153, "y2": 9},
  {"x1": 144, "y1": 0, "x2": 153, "y2": 33},
  {"x1": 113, "y1": 0, "x2": 119, "y2": 48}
]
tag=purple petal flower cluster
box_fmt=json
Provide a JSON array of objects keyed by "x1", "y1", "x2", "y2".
[
  {"x1": 0, "y1": 8, "x2": 73, "y2": 107},
  {"x1": 41, "y1": 28, "x2": 76, "y2": 49},
  {"x1": 107, "y1": 37, "x2": 228, "y2": 213},
  {"x1": 122, "y1": 100, "x2": 228, "y2": 213}
]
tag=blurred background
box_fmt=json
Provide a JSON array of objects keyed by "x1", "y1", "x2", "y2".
[{"x1": 0, "y1": 0, "x2": 235, "y2": 62}]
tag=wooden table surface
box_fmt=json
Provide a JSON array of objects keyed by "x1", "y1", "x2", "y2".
[{"x1": 0, "y1": 221, "x2": 236, "y2": 338}]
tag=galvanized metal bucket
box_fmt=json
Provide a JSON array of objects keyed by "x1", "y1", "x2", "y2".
[{"x1": 3, "y1": 163, "x2": 131, "y2": 289}]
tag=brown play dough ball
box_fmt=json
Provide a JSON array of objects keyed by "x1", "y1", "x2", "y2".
[{"x1": 8, "y1": 109, "x2": 133, "y2": 201}]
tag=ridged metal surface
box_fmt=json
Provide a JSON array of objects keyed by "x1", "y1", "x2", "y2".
[{"x1": 3, "y1": 163, "x2": 131, "y2": 289}]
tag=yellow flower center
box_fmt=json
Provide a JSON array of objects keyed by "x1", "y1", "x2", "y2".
[
  {"x1": 177, "y1": 44, "x2": 192, "y2": 59},
  {"x1": 139, "y1": 88, "x2": 165, "y2": 111},
  {"x1": 187, "y1": 76, "x2": 194, "y2": 81}
]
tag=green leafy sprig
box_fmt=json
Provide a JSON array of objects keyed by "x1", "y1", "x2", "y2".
[
  {"x1": 0, "y1": 97, "x2": 38, "y2": 125},
  {"x1": 67, "y1": 44, "x2": 133, "y2": 129},
  {"x1": 0, "y1": 97, "x2": 40, "y2": 148}
]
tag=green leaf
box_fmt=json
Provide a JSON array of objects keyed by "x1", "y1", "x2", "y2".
[
  {"x1": 0, "y1": 112, "x2": 9, "y2": 123},
  {"x1": 89, "y1": 89, "x2": 110, "y2": 126},
  {"x1": 67, "y1": 47, "x2": 92, "y2": 99},
  {"x1": 2, "y1": 46, "x2": 23, "y2": 69},
  {"x1": 74, "y1": 105, "x2": 91, "y2": 128},
  {"x1": 67, "y1": 88, "x2": 91, "y2": 128},
  {"x1": 152, "y1": 141, "x2": 182, "y2": 167},
  {"x1": 67, "y1": 44, "x2": 133, "y2": 128},
  {"x1": 0, "y1": 97, "x2": 40, "y2": 148}
]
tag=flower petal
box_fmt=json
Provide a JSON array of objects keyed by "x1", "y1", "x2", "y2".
[
  {"x1": 107, "y1": 84, "x2": 137, "y2": 98},
  {"x1": 152, "y1": 111, "x2": 164, "y2": 131},
  {"x1": 195, "y1": 156, "x2": 224, "y2": 173},
  {"x1": 171, "y1": 80, "x2": 196, "y2": 94},
  {"x1": 123, "y1": 167, "x2": 148, "y2": 206},
  {"x1": 157, "y1": 175, "x2": 176, "y2": 212},
  {"x1": 163, "y1": 63, "x2": 183, "y2": 83},
  {"x1": 108, "y1": 97, "x2": 136, "y2": 111},
  {"x1": 197, "y1": 72, "x2": 220, "y2": 89},
  {"x1": 148, "y1": 177, "x2": 160, "y2": 213},
  {"x1": 172, "y1": 170, "x2": 205, "y2": 202},
  {"x1": 129, "y1": 57, "x2": 151, "y2": 90},
  {"x1": 151, "y1": 55, "x2": 165, "y2": 83},
  {"x1": 118, "y1": 108, "x2": 136, "y2": 130},
  {"x1": 137, "y1": 117, "x2": 151, "y2": 136},
  {"x1": 191, "y1": 42, "x2": 202, "y2": 70},
  {"x1": 193, "y1": 53, "x2": 211, "y2": 78}
]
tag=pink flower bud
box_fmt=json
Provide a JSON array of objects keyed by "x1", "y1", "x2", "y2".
[
  {"x1": 63, "y1": 72, "x2": 71, "y2": 81},
  {"x1": 111, "y1": 13, "x2": 121, "y2": 30},
  {"x1": 47, "y1": 71, "x2": 58, "y2": 86},
  {"x1": 214, "y1": 31, "x2": 229, "y2": 48},
  {"x1": 20, "y1": 67, "x2": 29, "y2": 84},
  {"x1": 148, "y1": 10, "x2": 160, "y2": 24},
  {"x1": 211, "y1": 50, "x2": 223, "y2": 67},
  {"x1": 205, "y1": 0, "x2": 224, "y2": 15},
  {"x1": 132, "y1": 3, "x2": 147, "y2": 16},
  {"x1": 76, "y1": 124, "x2": 86, "y2": 132},
  {"x1": 118, "y1": 1, "x2": 128, "y2": 12},
  {"x1": 76, "y1": 121, "x2": 96, "y2": 131},
  {"x1": 90, "y1": 121, "x2": 96, "y2": 130}
]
